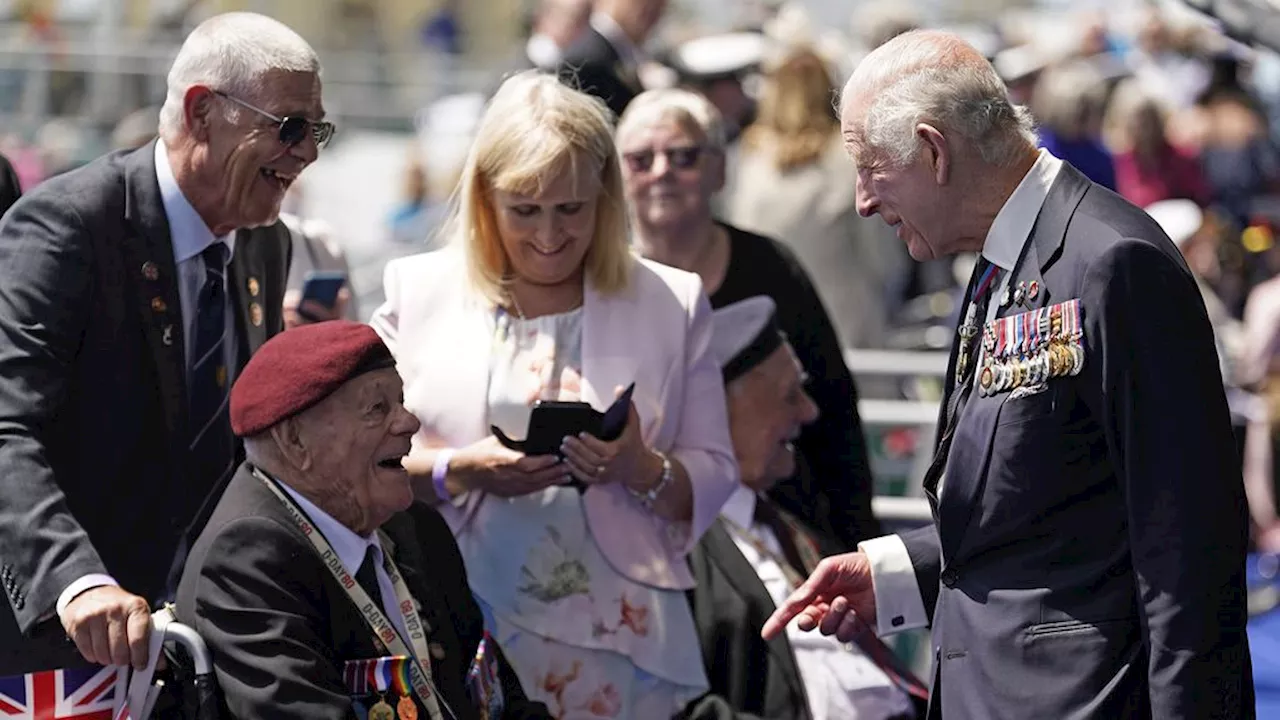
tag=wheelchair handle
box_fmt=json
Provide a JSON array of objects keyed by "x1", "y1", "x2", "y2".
[{"x1": 161, "y1": 621, "x2": 213, "y2": 677}]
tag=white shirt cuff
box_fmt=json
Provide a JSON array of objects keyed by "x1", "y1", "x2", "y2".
[
  {"x1": 56, "y1": 574, "x2": 119, "y2": 618},
  {"x1": 859, "y1": 534, "x2": 929, "y2": 636}
]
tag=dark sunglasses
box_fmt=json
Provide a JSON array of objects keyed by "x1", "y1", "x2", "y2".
[
  {"x1": 622, "y1": 146, "x2": 705, "y2": 173},
  {"x1": 213, "y1": 90, "x2": 335, "y2": 149}
]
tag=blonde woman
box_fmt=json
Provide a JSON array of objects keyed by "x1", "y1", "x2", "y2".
[{"x1": 371, "y1": 71, "x2": 737, "y2": 718}]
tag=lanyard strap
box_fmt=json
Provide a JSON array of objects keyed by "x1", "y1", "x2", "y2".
[
  {"x1": 251, "y1": 467, "x2": 451, "y2": 720},
  {"x1": 720, "y1": 515, "x2": 809, "y2": 590}
]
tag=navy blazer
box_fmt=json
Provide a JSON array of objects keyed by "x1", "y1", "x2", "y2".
[
  {"x1": 0, "y1": 142, "x2": 290, "y2": 673},
  {"x1": 902, "y1": 164, "x2": 1254, "y2": 718}
]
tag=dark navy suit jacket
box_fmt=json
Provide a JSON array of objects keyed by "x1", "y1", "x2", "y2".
[{"x1": 902, "y1": 163, "x2": 1254, "y2": 719}]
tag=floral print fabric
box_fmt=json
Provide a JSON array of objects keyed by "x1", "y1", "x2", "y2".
[{"x1": 459, "y1": 308, "x2": 708, "y2": 719}]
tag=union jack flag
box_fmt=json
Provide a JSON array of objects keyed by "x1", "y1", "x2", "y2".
[{"x1": 0, "y1": 666, "x2": 128, "y2": 719}]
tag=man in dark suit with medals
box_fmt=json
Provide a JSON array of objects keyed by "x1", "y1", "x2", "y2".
[
  {"x1": 765, "y1": 30, "x2": 1254, "y2": 719},
  {"x1": 555, "y1": 0, "x2": 667, "y2": 117},
  {"x1": 176, "y1": 321, "x2": 549, "y2": 720},
  {"x1": 0, "y1": 12, "x2": 343, "y2": 674},
  {"x1": 681, "y1": 296, "x2": 924, "y2": 720}
]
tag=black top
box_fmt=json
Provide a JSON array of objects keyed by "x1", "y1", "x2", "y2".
[{"x1": 710, "y1": 222, "x2": 881, "y2": 550}]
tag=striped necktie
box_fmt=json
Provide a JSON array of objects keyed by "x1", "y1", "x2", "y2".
[
  {"x1": 923, "y1": 257, "x2": 998, "y2": 495},
  {"x1": 188, "y1": 243, "x2": 234, "y2": 487}
]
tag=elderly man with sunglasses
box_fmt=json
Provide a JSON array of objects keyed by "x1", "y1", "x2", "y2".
[{"x1": 0, "y1": 12, "x2": 339, "y2": 675}]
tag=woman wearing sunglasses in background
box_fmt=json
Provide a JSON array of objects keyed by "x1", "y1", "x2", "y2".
[{"x1": 617, "y1": 88, "x2": 882, "y2": 558}]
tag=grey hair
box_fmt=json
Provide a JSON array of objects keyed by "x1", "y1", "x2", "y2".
[
  {"x1": 616, "y1": 88, "x2": 728, "y2": 150},
  {"x1": 158, "y1": 12, "x2": 320, "y2": 141},
  {"x1": 844, "y1": 29, "x2": 1037, "y2": 168}
]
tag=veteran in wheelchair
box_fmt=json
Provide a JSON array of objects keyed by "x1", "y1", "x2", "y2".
[{"x1": 174, "y1": 320, "x2": 551, "y2": 719}]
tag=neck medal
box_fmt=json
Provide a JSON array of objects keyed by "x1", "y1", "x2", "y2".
[
  {"x1": 368, "y1": 697, "x2": 395, "y2": 720},
  {"x1": 397, "y1": 694, "x2": 419, "y2": 720}
]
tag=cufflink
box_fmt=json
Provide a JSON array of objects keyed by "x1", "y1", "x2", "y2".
[{"x1": 891, "y1": 615, "x2": 905, "y2": 627}]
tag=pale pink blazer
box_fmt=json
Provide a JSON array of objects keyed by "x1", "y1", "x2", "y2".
[{"x1": 370, "y1": 247, "x2": 738, "y2": 589}]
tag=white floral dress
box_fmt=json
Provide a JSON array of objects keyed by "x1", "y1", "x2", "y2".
[{"x1": 458, "y1": 308, "x2": 709, "y2": 719}]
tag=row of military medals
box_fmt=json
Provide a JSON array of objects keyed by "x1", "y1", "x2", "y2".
[
  {"x1": 978, "y1": 291, "x2": 1085, "y2": 396},
  {"x1": 344, "y1": 656, "x2": 418, "y2": 720}
]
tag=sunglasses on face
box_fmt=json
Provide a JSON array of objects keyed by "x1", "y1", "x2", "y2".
[
  {"x1": 213, "y1": 90, "x2": 335, "y2": 150},
  {"x1": 622, "y1": 145, "x2": 705, "y2": 173}
]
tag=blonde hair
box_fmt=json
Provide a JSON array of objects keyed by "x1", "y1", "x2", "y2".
[
  {"x1": 448, "y1": 71, "x2": 633, "y2": 304},
  {"x1": 617, "y1": 88, "x2": 728, "y2": 150},
  {"x1": 742, "y1": 48, "x2": 839, "y2": 171}
]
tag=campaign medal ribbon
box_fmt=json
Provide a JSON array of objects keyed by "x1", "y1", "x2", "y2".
[
  {"x1": 957, "y1": 262, "x2": 1001, "y2": 385},
  {"x1": 369, "y1": 657, "x2": 396, "y2": 720}
]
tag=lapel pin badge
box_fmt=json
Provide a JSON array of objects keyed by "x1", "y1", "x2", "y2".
[
  {"x1": 141, "y1": 261, "x2": 159, "y2": 282},
  {"x1": 247, "y1": 277, "x2": 260, "y2": 297},
  {"x1": 1014, "y1": 282, "x2": 1028, "y2": 307},
  {"x1": 1028, "y1": 280, "x2": 1040, "y2": 301},
  {"x1": 249, "y1": 302, "x2": 264, "y2": 327},
  {"x1": 150, "y1": 297, "x2": 167, "y2": 313},
  {"x1": 161, "y1": 324, "x2": 174, "y2": 347}
]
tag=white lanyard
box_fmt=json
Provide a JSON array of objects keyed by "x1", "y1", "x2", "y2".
[{"x1": 251, "y1": 467, "x2": 451, "y2": 720}]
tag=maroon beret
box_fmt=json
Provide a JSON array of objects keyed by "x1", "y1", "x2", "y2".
[{"x1": 230, "y1": 320, "x2": 396, "y2": 437}]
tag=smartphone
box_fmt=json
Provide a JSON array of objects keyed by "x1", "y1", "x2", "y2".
[{"x1": 300, "y1": 270, "x2": 347, "y2": 310}]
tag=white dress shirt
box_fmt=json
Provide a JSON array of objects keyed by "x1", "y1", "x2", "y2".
[
  {"x1": 280, "y1": 484, "x2": 412, "y2": 646},
  {"x1": 860, "y1": 150, "x2": 1064, "y2": 638},
  {"x1": 721, "y1": 487, "x2": 915, "y2": 720},
  {"x1": 154, "y1": 139, "x2": 238, "y2": 387},
  {"x1": 55, "y1": 141, "x2": 241, "y2": 618}
]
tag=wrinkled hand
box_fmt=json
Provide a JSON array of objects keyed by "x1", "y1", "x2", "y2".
[
  {"x1": 60, "y1": 586, "x2": 151, "y2": 670},
  {"x1": 559, "y1": 387, "x2": 656, "y2": 489},
  {"x1": 284, "y1": 287, "x2": 351, "y2": 328},
  {"x1": 762, "y1": 551, "x2": 877, "y2": 643},
  {"x1": 450, "y1": 435, "x2": 567, "y2": 498}
]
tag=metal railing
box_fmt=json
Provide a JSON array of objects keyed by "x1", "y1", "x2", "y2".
[{"x1": 846, "y1": 348, "x2": 948, "y2": 499}]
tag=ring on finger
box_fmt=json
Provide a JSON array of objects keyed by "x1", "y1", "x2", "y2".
[{"x1": 596, "y1": 465, "x2": 605, "y2": 477}]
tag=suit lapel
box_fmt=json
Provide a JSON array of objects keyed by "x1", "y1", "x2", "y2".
[
  {"x1": 229, "y1": 228, "x2": 268, "y2": 367},
  {"x1": 940, "y1": 163, "x2": 1090, "y2": 558},
  {"x1": 121, "y1": 140, "x2": 188, "y2": 442},
  {"x1": 702, "y1": 522, "x2": 808, "y2": 706},
  {"x1": 581, "y1": 280, "x2": 642, "y2": 425}
]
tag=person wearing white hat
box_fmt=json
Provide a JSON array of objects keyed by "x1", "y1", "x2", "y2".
[{"x1": 669, "y1": 32, "x2": 766, "y2": 142}]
